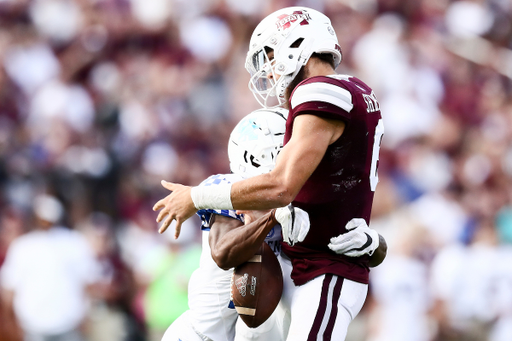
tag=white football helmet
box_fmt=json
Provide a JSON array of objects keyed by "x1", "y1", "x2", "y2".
[
  {"x1": 246, "y1": 7, "x2": 342, "y2": 108},
  {"x1": 228, "y1": 108, "x2": 288, "y2": 178}
]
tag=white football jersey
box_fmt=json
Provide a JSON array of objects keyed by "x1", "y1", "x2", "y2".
[{"x1": 174, "y1": 173, "x2": 282, "y2": 341}]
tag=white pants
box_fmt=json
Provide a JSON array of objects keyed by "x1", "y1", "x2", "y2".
[
  {"x1": 164, "y1": 308, "x2": 289, "y2": 341},
  {"x1": 235, "y1": 301, "x2": 290, "y2": 341},
  {"x1": 283, "y1": 257, "x2": 368, "y2": 341},
  {"x1": 161, "y1": 311, "x2": 208, "y2": 341},
  {"x1": 164, "y1": 259, "x2": 367, "y2": 341},
  {"x1": 235, "y1": 255, "x2": 367, "y2": 341}
]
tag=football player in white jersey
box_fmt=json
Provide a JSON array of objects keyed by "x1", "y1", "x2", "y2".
[
  {"x1": 161, "y1": 107, "x2": 309, "y2": 341},
  {"x1": 155, "y1": 6, "x2": 388, "y2": 341}
]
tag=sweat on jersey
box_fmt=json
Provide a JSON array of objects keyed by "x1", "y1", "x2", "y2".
[{"x1": 281, "y1": 74, "x2": 383, "y2": 286}]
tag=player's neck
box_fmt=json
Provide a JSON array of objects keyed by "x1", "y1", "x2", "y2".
[{"x1": 305, "y1": 58, "x2": 336, "y2": 78}]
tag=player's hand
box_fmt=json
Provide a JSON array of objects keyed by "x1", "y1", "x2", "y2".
[
  {"x1": 274, "y1": 204, "x2": 310, "y2": 247},
  {"x1": 328, "y1": 218, "x2": 379, "y2": 257},
  {"x1": 153, "y1": 180, "x2": 197, "y2": 239}
]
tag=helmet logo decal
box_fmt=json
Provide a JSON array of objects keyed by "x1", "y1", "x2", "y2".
[
  {"x1": 276, "y1": 11, "x2": 311, "y2": 31},
  {"x1": 236, "y1": 118, "x2": 260, "y2": 142}
]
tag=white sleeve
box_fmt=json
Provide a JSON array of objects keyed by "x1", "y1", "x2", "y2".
[{"x1": 291, "y1": 82, "x2": 353, "y2": 112}]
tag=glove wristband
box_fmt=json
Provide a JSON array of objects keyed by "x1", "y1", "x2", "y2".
[
  {"x1": 274, "y1": 205, "x2": 293, "y2": 225},
  {"x1": 190, "y1": 184, "x2": 233, "y2": 210},
  {"x1": 368, "y1": 229, "x2": 380, "y2": 256}
]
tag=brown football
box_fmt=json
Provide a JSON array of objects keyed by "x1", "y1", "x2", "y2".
[{"x1": 231, "y1": 242, "x2": 283, "y2": 328}]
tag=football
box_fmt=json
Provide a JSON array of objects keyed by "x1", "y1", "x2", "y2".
[{"x1": 231, "y1": 242, "x2": 283, "y2": 328}]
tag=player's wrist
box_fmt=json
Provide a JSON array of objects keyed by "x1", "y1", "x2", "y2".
[{"x1": 190, "y1": 184, "x2": 233, "y2": 210}]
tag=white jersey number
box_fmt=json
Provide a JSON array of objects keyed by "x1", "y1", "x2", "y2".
[{"x1": 370, "y1": 119, "x2": 384, "y2": 192}]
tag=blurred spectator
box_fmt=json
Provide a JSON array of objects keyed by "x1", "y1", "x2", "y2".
[
  {"x1": 0, "y1": 0, "x2": 511, "y2": 340},
  {"x1": 430, "y1": 219, "x2": 501, "y2": 341},
  {"x1": 118, "y1": 215, "x2": 200, "y2": 341},
  {"x1": 0, "y1": 207, "x2": 25, "y2": 341},
  {"x1": 489, "y1": 240, "x2": 512, "y2": 341},
  {"x1": 368, "y1": 221, "x2": 433, "y2": 341},
  {"x1": 145, "y1": 222, "x2": 200, "y2": 341},
  {"x1": 79, "y1": 212, "x2": 145, "y2": 341},
  {"x1": 0, "y1": 194, "x2": 101, "y2": 341}
]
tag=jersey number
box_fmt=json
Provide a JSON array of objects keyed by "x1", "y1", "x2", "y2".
[{"x1": 370, "y1": 119, "x2": 384, "y2": 191}]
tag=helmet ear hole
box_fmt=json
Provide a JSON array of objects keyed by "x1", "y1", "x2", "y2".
[
  {"x1": 290, "y1": 38, "x2": 304, "y2": 48},
  {"x1": 249, "y1": 155, "x2": 260, "y2": 168}
]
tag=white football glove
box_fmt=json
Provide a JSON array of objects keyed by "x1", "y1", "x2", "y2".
[
  {"x1": 328, "y1": 218, "x2": 379, "y2": 257},
  {"x1": 274, "y1": 204, "x2": 310, "y2": 246}
]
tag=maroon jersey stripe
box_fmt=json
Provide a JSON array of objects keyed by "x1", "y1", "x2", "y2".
[
  {"x1": 308, "y1": 274, "x2": 333, "y2": 341},
  {"x1": 324, "y1": 277, "x2": 344, "y2": 339}
]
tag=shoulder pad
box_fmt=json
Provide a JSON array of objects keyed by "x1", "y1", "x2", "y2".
[{"x1": 291, "y1": 78, "x2": 353, "y2": 112}]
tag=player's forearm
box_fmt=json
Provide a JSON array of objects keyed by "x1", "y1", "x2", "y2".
[
  {"x1": 368, "y1": 234, "x2": 387, "y2": 267},
  {"x1": 230, "y1": 173, "x2": 295, "y2": 211},
  {"x1": 190, "y1": 172, "x2": 293, "y2": 212},
  {"x1": 231, "y1": 124, "x2": 325, "y2": 211},
  {"x1": 211, "y1": 211, "x2": 278, "y2": 270}
]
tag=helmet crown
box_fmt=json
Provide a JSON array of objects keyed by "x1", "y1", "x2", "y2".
[
  {"x1": 246, "y1": 7, "x2": 342, "y2": 108},
  {"x1": 228, "y1": 108, "x2": 288, "y2": 178}
]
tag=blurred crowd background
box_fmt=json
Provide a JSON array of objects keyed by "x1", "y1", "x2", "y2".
[{"x1": 0, "y1": 0, "x2": 511, "y2": 340}]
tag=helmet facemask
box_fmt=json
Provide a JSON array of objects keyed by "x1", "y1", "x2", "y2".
[
  {"x1": 246, "y1": 41, "x2": 305, "y2": 109},
  {"x1": 246, "y1": 47, "x2": 281, "y2": 108}
]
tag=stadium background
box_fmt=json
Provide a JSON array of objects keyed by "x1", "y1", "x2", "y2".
[{"x1": 0, "y1": 0, "x2": 511, "y2": 340}]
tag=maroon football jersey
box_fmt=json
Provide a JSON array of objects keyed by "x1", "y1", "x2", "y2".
[{"x1": 281, "y1": 74, "x2": 383, "y2": 285}]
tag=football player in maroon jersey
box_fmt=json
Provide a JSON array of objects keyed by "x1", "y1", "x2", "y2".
[{"x1": 154, "y1": 6, "x2": 387, "y2": 340}]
